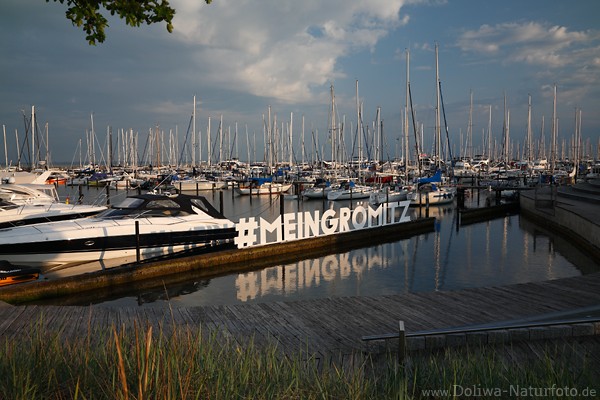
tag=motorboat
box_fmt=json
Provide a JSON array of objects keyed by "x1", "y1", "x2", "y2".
[
  {"x1": 0, "y1": 181, "x2": 106, "y2": 228},
  {"x1": 0, "y1": 198, "x2": 106, "y2": 229},
  {"x1": 0, "y1": 193, "x2": 236, "y2": 270},
  {"x1": 0, "y1": 182, "x2": 60, "y2": 205}
]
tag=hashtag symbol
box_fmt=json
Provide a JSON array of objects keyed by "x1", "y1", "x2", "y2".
[{"x1": 234, "y1": 217, "x2": 259, "y2": 248}]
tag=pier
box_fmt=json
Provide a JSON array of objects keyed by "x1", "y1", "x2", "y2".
[{"x1": 0, "y1": 272, "x2": 599, "y2": 366}]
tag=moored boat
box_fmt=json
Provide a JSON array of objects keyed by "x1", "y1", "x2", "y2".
[
  {"x1": 326, "y1": 181, "x2": 373, "y2": 201},
  {"x1": 235, "y1": 177, "x2": 291, "y2": 195},
  {"x1": 0, "y1": 193, "x2": 236, "y2": 271}
]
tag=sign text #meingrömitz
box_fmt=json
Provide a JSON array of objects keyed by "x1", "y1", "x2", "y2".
[{"x1": 234, "y1": 200, "x2": 411, "y2": 248}]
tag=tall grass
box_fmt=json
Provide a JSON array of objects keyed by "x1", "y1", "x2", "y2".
[{"x1": 0, "y1": 319, "x2": 596, "y2": 399}]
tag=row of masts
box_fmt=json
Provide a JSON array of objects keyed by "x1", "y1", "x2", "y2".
[{"x1": 2, "y1": 49, "x2": 597, "y2": 174}]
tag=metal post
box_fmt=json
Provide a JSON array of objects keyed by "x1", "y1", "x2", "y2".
[
  {"x1": 135, "y1": 220, "x2": 140, "y2": 263},
  {"x1": 280, "y1": 194, "x2": 285, "y2": 241},
  {"x1": 398, "y1": 321, "x2": 406, "y2": 365},
  {"x1": 220, "y1": 190, "x2": 224, "y2": 215}
]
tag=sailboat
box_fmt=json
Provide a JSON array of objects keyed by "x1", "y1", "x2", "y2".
[
  {"x1": 408, "y1": 170, "x2": 455, "y2": 206},
  {"x1": 408, "y1": 43, "x2": 456, "y2": 207},
  {"x1": 326, "y1": 180, "x2": 373, "y2": 201}
]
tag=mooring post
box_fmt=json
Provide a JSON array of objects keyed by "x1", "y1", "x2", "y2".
[
  {"x1": 398, "y1": 321, "x2": 406, "y2": 365},
  {"x1": 105, "y1": 185, "x2": 110, "y2": 206},
  {"x1": 280, "y1": 194, "x2": 285, "y2": 241},
  {"x1": 220, "y1": 190, "x2": 224, "y2": 215},
  {"x1": 135, "y1": 220, "x2": 140, "y2": 263},
  {"x1": 425, "y1": 195, "x2": 430, "y2": 218}
]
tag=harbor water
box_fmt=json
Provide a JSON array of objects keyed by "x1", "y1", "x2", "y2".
[{"x1": 49, "y1": 184, "x2": 599, "y2": 307}]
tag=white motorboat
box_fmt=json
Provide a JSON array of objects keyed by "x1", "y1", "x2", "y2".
[
  {"x1": 0, "y1": 199, "x2": 106, "y2": 229},
  {"x1": 0, "y1": 182, "x2": 60, "y2": 205},
  {"x1": 0, "y1": 181, "x2": 106, "y2": 228},
  {"x1": 0, "y1": 193, "x2": 236, "y2": 270}
]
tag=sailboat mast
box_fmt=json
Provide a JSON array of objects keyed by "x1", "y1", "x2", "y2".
[
  {"x1": 192, "y1": 95, "x2": 196, "y2": 168},
  {"x1": 31, "y1": 105, "x2": 35, "y2": 170},
  {"x1": 527, "y1": 94, "x2": 532, "y2": 163},
  {"x1": 404, "y1": 48, "x2": 410, "y2": 182},
  {"x1": 435, "y1": 43, "x2": 441, "y2": 170},
  {"x1": 551, "y1": 83, "x2": 557, "y2": 173},
  {"x1": 207, "y1": 116, "x2": 211, "y2": 168}
]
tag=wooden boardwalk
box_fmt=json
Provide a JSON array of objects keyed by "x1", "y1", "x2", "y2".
[{"x1": 1, "y1": 272, "x2": 599, "y2": 363}]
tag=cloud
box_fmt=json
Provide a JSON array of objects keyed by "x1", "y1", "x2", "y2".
[
  {"x1": 457, "y1": 21, "x2": 592, "y2": 68},
  {"x1": 169, "y1": 0, "x2": 413, "y2": 104}
]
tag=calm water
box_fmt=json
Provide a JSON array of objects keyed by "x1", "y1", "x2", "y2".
[{"x1": 51, "y1": 185, "x2": 598, "y2": 307}]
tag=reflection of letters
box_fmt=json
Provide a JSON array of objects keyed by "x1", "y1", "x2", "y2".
[
  {"x1": 235, "y1": 247, "x2": 392, "y2": 301},
  {"x1": 238, "y1": 200, "x2": 412, "y2": 247}
]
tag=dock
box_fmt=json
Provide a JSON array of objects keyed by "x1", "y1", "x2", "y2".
[{"x1": 1, "y1": 272, "x2": 599, "y2": 365}]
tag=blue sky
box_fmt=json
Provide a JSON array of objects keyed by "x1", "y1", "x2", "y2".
[{"x1": 1, "y1": 0, "x2": 599, "y2": 167}]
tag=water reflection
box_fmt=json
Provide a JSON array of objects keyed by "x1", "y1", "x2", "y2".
[{"x1": 48, "y1": 186, "x2": 599, "y2": 307}]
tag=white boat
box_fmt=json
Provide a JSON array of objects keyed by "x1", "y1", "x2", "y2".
[
  {"x1": 408, "y1": 171, "x2": 456, "y2": 206},
  {"x1": 408, "y1": 184, "x2": 456, "y2": 206},
  {"x1": 301, "y1": 180, "x2": 333, "y2": 199},
  {"x1": 235, "y1": 178, "x2": 292, "y2": 195},
  {"x1": 0, "y1": 183, "x2": 58, "y2": 205},
  {"x1": 0, "y1": 193, "x2": 236, "y2": 269},
  {"x1": 326, "y1": 181, "x2": 373, "y2": 201},
  {"x1": 0, "y1": 199, "x2": 106, "y2": 229},
  {"x1": 174, "y1": 178, "x2": 228, "y2": 192},
  {"x1": 369, "y1": 186, "x2": 408, "y2": 205}
]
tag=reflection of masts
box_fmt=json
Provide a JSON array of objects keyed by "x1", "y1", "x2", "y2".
[{"x1": 436, "y1": 208, "x2": 456, "y2": 291}]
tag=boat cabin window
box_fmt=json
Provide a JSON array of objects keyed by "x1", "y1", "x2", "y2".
[{"x1": 114, "y1": 197, "x2": 145, "y2": 209}]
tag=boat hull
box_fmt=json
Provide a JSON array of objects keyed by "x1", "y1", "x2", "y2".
[
  {"x1": 0, "y1": 220, "x2": 236, "y2": 268},
  {"x1": 408, "y1": 188, "x2": 456, "y2": 206},
  {"x1": 235, "y1": 183, "x2": 292, "y2": 195}
]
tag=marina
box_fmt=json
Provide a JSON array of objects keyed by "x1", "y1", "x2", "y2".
[
  {"x1": 2, "y1": 2, "x2": 600, "y2": 396},
  {"x1": 0, "y1": 176, "x2": 596, "y2": 308}
]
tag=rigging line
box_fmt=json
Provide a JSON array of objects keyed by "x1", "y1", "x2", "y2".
[
  {"x1": 177, "y1": 113, "x2": 194, "y2": 168},
  {"x1": 438, "y1": 81, "x2": 454, "y2": 176},
  {"x1": 408, "y1": 83, "x2": 422, "y2": 178}
]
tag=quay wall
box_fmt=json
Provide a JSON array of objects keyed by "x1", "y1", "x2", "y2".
[{"x1": 519, "y1": 192, "x2": 600, "y2": 260}]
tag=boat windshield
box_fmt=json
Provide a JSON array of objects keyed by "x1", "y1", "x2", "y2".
[
  {"x1": 97, "y1": 197, "x2": 190, "y2": 218},
  {"x1": 114, "y1": 197, "x2": 145, "y2": 209}
]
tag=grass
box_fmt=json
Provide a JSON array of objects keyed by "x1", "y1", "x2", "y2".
[{"x1": 0, "y1": 318, "x2": 597, "y2": 399}]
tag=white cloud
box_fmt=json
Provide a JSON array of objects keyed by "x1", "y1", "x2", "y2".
[
  {"x1": 457, "y1": 21, "x2": 592, "y2": 68},
  {"x1": 169, "y1": 0, "x2": 413, "y2": 104}
]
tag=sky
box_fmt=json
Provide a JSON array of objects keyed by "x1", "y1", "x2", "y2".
[{"x1": 1, "y1": 0, "x2": 599, "y2": 168}]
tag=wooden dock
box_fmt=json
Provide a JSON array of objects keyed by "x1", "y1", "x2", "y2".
[{"x1": 1, "y1": 272, "x2": 599, "y2": 364}]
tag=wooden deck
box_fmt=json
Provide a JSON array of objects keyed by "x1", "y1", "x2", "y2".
[{"x1": 1, "y1": 272, "x2": 599, "y2": 363}]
